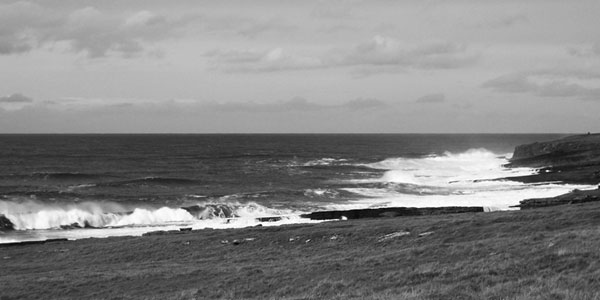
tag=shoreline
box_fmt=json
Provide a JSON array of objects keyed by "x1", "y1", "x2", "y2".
[
  {"x1": 3, "y1": 201, "x2": 600, "y2": 299},
  {"x1": 3, "y1": 133, "x2": 600, "y2": 243},
  {"x1": 2, "y1": 134, "x2": 600, "y2": 298}
]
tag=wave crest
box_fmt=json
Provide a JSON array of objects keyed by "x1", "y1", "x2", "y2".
[{"x1": 0, "y1": 199, "x2": 292, "y2": 231}]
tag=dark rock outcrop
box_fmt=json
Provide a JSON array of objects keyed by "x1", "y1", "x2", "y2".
[
  {"x1": 508, "y1": 133, "x2": 600, "y2": 167},
  {"x1": 504, "y1": 133, "x2": 600, "y2": 209},
  {"x1": 60, "y1": 223, "x2": 83, "y2": 230},
  {"x1": 505, "y1": 133, "x2": 600, "y2": 185},
  {"x1": 513, "y1": 187, "x2": 600, "y2": 209},
  {"x1": 256, "y1": 216, "x2": 282, "y2": 222},
  {"x1": 0, "y1": 214, "x2": 14, "y2": 231},
  {"x1": 0, "y1": 238, "x2": 68, "y2": 248},
  {"x1": 181, "y1": 204, "x2": 236, "y2": 219},
  {"x1": 301, "y1": 206, "x2": 483, "y2": 220}
]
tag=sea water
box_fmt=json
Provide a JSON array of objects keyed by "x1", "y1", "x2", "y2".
[{"x1": 0, "y1": 134, "x2": 594, "y2": 243}]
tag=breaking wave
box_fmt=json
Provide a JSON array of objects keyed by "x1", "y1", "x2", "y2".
[
  {"x1": 303, "y1": 158, "x2": 349, "y2": 167},
  {"x1": 329, "y1": 148, "x2": 596, "y2": 211},
  {"x1": 0, "y1": 200, "x2": 297, "y2": 231},
  {"x1": 2, "y1": 148, "x2": 596, "y2": 243}
]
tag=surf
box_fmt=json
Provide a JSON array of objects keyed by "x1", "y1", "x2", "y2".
[
  {"x1": 331, "y1": 148, "x2": 596, "y2": 211},
  {"x1": 0, "y1": 200, "x2": 298, "y2": 230}
]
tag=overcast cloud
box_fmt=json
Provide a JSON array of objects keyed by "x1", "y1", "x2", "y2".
[{"x1": 1, "y1": 0, "x2": 599, "y2": 133}]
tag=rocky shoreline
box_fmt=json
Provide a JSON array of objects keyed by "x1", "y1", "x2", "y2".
[
  {"x1": 4, "y1": 200, "x2": 600, "y2": 299},
  {"x1": 2, "y1": 133, "x2": 599, "y2": 233},
  {"x1": 504, "y1": 133, "x2": 600, "y2": 208},
  {"x1": 3, "y1": 134, "x2": 600, "y2": 299},
  {"x1": 300, "y1": 206, "x2": 483, "y2": 220}
]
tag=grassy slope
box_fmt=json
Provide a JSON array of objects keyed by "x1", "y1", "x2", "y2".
[{"x1": 2, "y1": 202, "x2": 600, "y2": 300}]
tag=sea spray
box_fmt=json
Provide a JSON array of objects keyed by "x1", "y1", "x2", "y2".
[
  {"x1": 0, "y1": 199, "x2": 298, "y2": 231},
  {"x1": 329, "y1": 149, "x2": 596, "y2": 210}
]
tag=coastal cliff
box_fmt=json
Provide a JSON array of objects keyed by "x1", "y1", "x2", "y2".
[
  {"x1": 506, "y1": 133, "x2": 600, "y2": 208},
  {"x1": 509, "y1": 133, "x2": 600, "y2": 167},
  {"x1": 506, "y1": 133, "x2": 600, "y2": 184}
]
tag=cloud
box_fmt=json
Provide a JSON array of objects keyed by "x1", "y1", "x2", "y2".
[
  {"x1": 487, "y1": 14, "x2": 528, "y2": 28},
  {"x1": 0, "y1": 93, "x2": 33, "y2": 103},
  {"x1": 0, "y1": 2, "x2": 185, "y2": 58},
  {"x1": 207, "y1": 97, "x2": 321, "y2": 112},
  {"x1": 416, "y1": 93, "x2": 445, "y2": 104},
  {"x1": 236, "y1": 18, "x2": 297, "y2": 39},
  {"x1": 207, "y1": 35, "x2": 478, "y2": 73},
  {"x1": 337, "y1": 35, "x2": 477, "y2": 69},
  {"x1": 0, "y1": 1, "x2": 57, "y2": 54},
  {"x1": 31, "y1": 96, "x2": 387, "y2": 114},
  {"x1": 311, "y1": 2, "x2": 354, "y2": 19},
  {"x1": 195, "y1": 14, "x2": 296, "y2": 39},
  {"x1": 341, "y1": 98, "x2": 387, "y2": 110},
  {"x1": 482, "y1": 71, "x2": 600, "y2": 101},
  {"x1": 567, "y1": 43, "x2": 600, "y2": 58},
  {"x1": 482, "y1": 73, "x2": 533, "y2": 93},
  {"x1": 59, "y1": 7, "x2": 177, "y2": 58},
  {"x1": 206, "y1": 48, "x2": 323, "y2": 72},
  {"x1": 207, "y1": 97, "x2": 387, "y2": 112},
  {"x1": 0, "y1": 93, "x2": 34, "y2": 111},
  {"x1": 0, "y1": 95, "x2": 394, "y2": 133},
  {"x1": 470, "y1": 14, "x2": 529, "y2": 29}
]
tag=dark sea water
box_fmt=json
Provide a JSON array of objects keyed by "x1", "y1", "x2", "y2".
[{"x1": 0, "y1": 134, "x2": 593, "y2": 242}]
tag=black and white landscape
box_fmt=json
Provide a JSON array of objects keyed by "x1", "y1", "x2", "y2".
[{"x1": 1, "y1": 1, "x2": 600, "y2": 299}]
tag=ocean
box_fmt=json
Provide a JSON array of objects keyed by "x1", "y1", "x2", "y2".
[{"x1": 0, "y1": 134, "x2": 593, "y2": 243}]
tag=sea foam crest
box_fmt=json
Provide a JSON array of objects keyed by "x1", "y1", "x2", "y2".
[
  {"x1": 0, "y1": 200, "x2": 291, "y2": 231},
  {"x1": 303, "y1": 158, "x2": 348, "y2": 166},
  {"x1": 337, "y1": 148, "x2": 596, "y2": 211},
  {"x1": 366, "y1": 148, "x2": 532, "y2": 185}
]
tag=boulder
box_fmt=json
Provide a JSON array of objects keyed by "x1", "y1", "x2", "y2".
[
  {"x1": 60, "y1": 223, "x2": 83, "y2": 230},
  {"x1": 256, "y1": 216, "x2": 282, "y2": 222},
  {"x1": 0, "y1": 215, "x2": 14, "y2": 231}
]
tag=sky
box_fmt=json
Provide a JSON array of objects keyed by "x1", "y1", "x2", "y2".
[{"x1": 1, "y1": 0, "x2": 599, "y2": 133}]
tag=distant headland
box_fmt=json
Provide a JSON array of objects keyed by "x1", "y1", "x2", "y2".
[{"x1": 504, "y1": 133, "x2": 600, "y2": 208}]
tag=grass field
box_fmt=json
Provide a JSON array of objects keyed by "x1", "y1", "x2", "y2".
[{"x1": 2, "y1": 202, "x2": 600, "y2": 300}]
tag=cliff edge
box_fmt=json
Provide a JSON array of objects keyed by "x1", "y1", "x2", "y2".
[
  {"x1": 505, "y1": 133, "x2": 600, "y2": 184},
  {"x1": 508, "y1": 133, "x2": 600, "y2": 168},
  {"x1": 506, "y1": 133, "x2": 600, "y2": 208}
]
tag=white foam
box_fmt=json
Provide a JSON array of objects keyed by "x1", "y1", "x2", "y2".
[
  {"x1": 304, "y1": 188, "x2": 339, "y2": 198},
  {"x1": 0, "y1": 200, "x2": 301, "y2": 232},
  {"x1": 108, "y1": 207, "x2": 195, "y2": 227},
  {"x1": 303, "y1": 158, "x2": 348, "y2": 166},
  {"x1": 336, "y1": 148, "x2": 597, "y2": 210},
  {"x1": 364, "y1": 149, "x2": 534, "y2": 185},
  {"x1": 2, "y1": 148, "x2": 597, "y2": 243}
]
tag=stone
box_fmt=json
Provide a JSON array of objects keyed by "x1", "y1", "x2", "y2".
[
  {"x1": 256, "y1": 216, "x2": 282, "y2": 222},
  {"x1": 377, "y1": 231, "x2": 410, "y2": 242},
  {"x1": 0, "y1": 215, "x2": 14, "y2": 231},
  {"x1": 60, "y1": 223, "x2": 82, "y2": 230}
]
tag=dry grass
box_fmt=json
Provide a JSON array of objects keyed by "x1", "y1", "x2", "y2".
[{"x1": 2, "y1": 202, "x2": 600, "y2": 299}]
